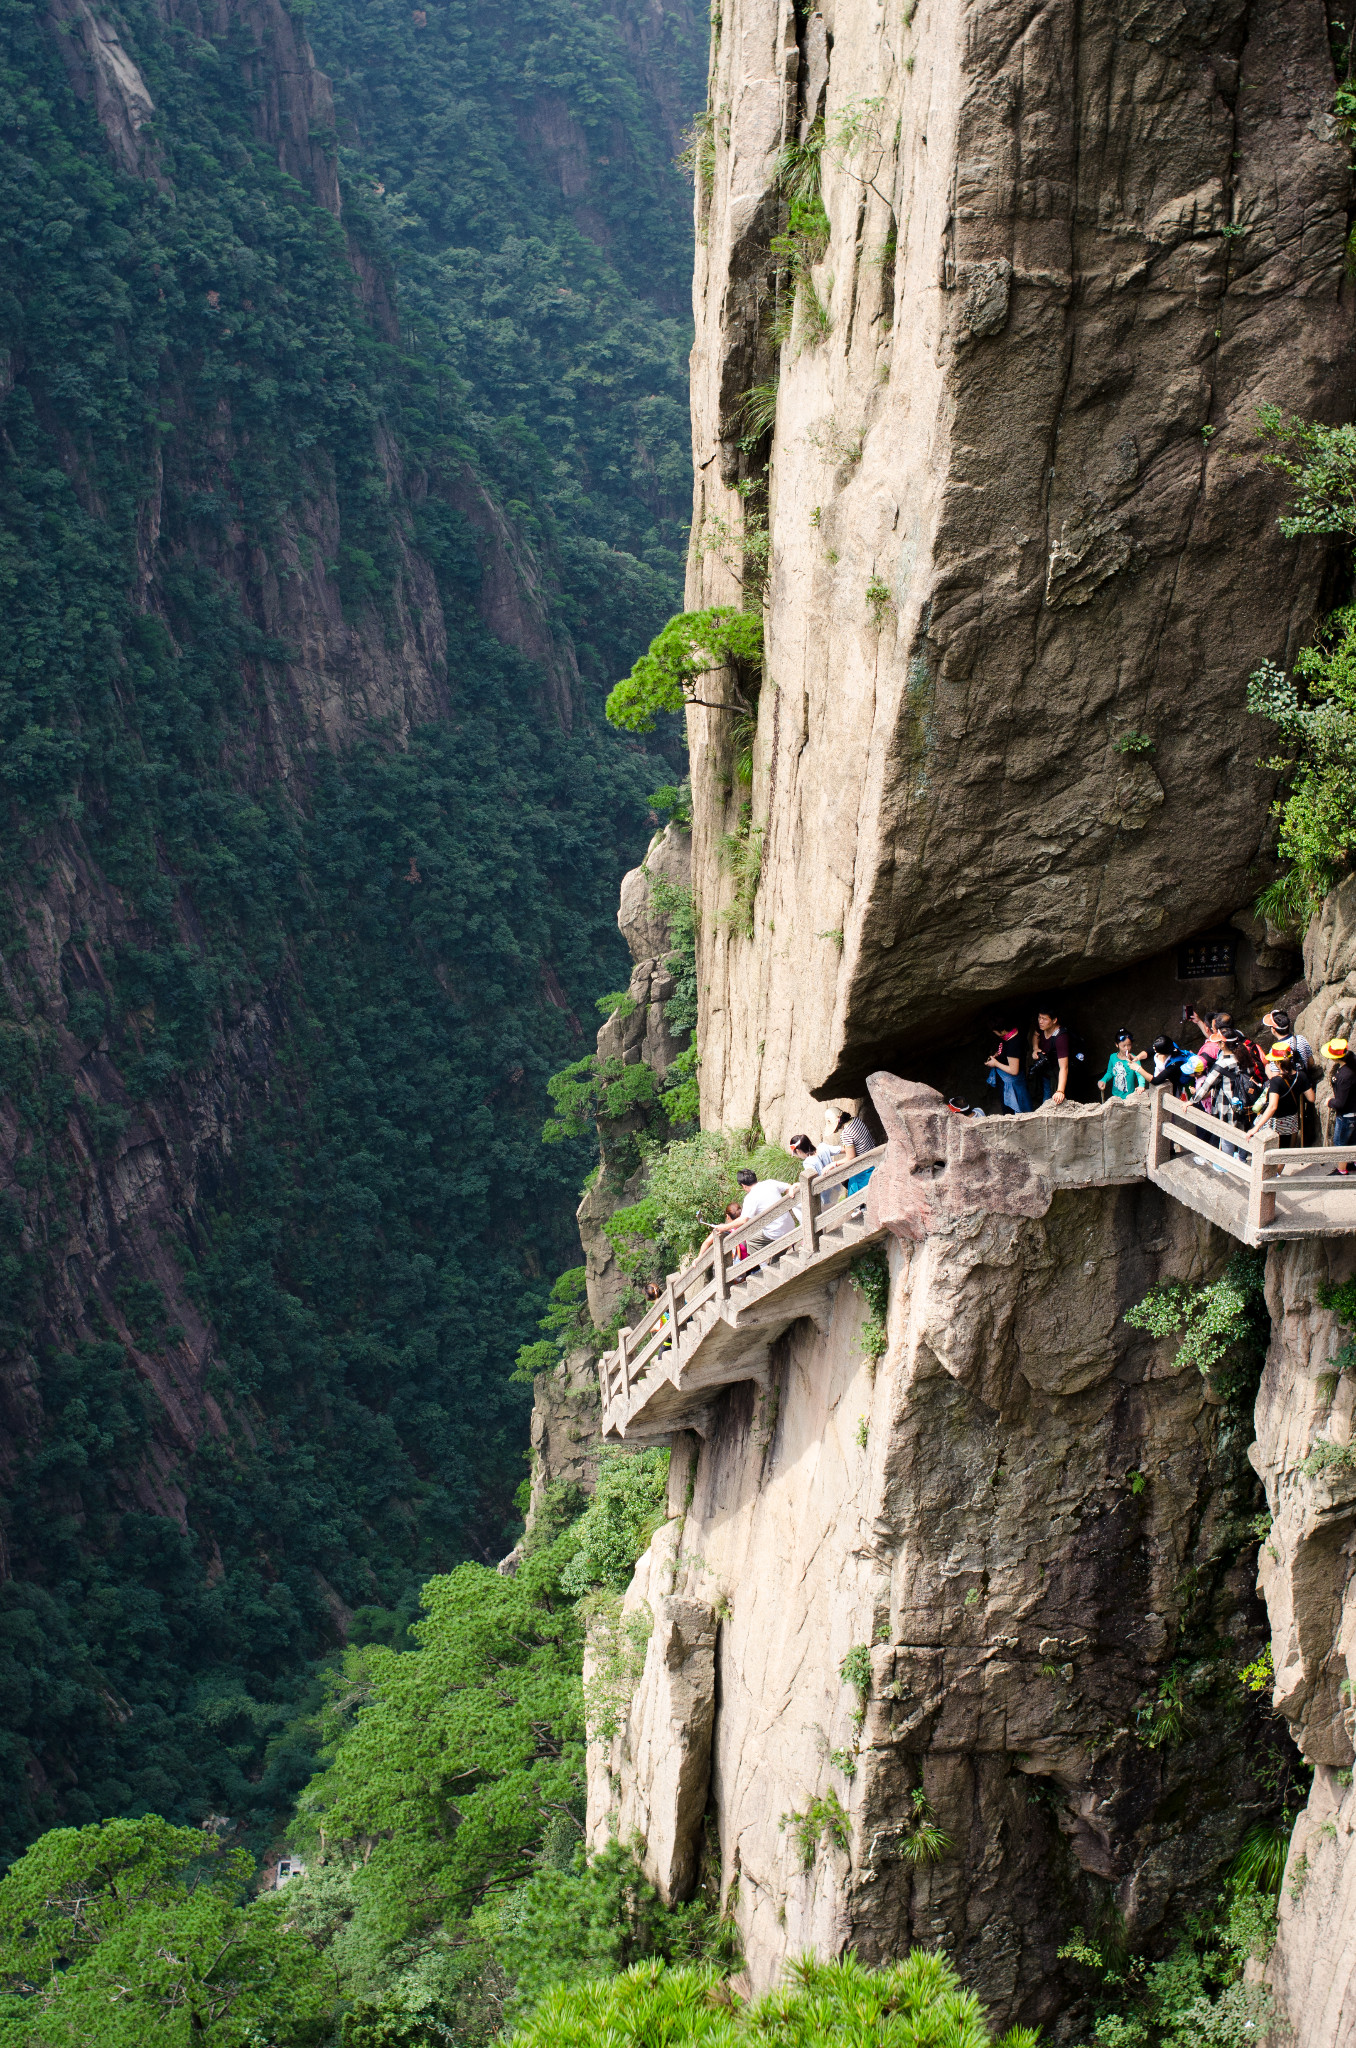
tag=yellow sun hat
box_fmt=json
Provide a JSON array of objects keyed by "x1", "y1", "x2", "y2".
[{"x1": 1323, "y1": 1037, "x2": 1350, "y2": 1060}]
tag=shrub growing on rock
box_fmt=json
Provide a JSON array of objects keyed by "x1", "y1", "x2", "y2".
[{"x1": 511, "y1": 1948, "x2": 1032, "y2": 2047}]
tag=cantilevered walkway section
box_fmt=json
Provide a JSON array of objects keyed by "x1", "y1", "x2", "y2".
[
  {"x1": 1147, "y1": 1089, "x2": 1356, "y2": 1245},
  {"x1": 597, "y1": 1079, "x2": 1356, "y2": 1444}
]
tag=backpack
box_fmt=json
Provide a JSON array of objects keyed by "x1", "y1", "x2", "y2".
[{"x1": 1233, "y1": 1037, "x2": 1266, "y2": 1084}]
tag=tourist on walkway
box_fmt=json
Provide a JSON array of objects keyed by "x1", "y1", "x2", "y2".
[
  {"x1": 1251, "y1": 1051, "x2": 1314, "y2": 1150},
  {"x1": 644, "y1": 1279, "x2": 673, "y2": 1351},
  {"x1": 1184, "y1": 1007, "x2": 1225, "y2": 1064},
  {"x1": 735, "y1": 1166, "x2": 799, "y2": 1244},
  {"x1": 1149, "y1": 1035, "x2": 1193, "y2": 1091},
  {"x1": 984, "y1": 1024, "x2": 1032, "y2": 1114},
  {"x1": 1264, "y1": 1009, "x2": 1316, "y2": 1075},
  {"x1": 1097, "y1": 1029, "x2": 1149, "y2": 1100},
  {"x1": 834, "y1": 1108, "x2": 879, "y2": 1196},
  {"x1": 789, "y1": 1131, "x2": 842, "y2": 1212},
  {"x1": 1323, "y1": 1038, "x2": 1356, "y2": 1166},
  {"x1": 1201, "y1": 1050, "x2": 1255, "y2": 1160},
  {"x1": 1221, "y1": 1025, "x2": 1266, "y2": 1084},
  {"x1": 1032, "y1": 1008, "x2": 1070, "y2": 1105},
  {"x1": 789, "y1": 1131, "x2": 840, "y2": 1177}
]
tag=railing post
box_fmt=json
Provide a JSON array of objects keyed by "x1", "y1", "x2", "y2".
[
  {"x1": 802, "y1": 1167, "x2": 819, "y2": 1255},
  {"x1": 617, "y1": 1325, "x2": 631, "y2": 1399},
  {"x1": 713, "y1": 1231, "x2": 728, "y2": 1305},
  {"x1": 1245, "y1": 1133, "x2": 1278, "y2": 1241},
  {"x1": 1148, "y1": 1086, "x2": 1170, "y2": 1171},
  {"x1": 665, "y1": 1277, "x2": 679, "y2": 1368}
]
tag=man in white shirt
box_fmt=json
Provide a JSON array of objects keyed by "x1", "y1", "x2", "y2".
[{"x1": 735, "y1": 1167, "x2": 798, "y2": 1244}]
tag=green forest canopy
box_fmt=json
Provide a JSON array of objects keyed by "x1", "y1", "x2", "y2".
[{"x1": 0, "y1": 0, "x2": 703, "y2": 1860}]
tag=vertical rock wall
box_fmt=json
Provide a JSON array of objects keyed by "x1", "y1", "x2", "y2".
[
  {"x1": 685, "y1": 0, "x2": 1354, "y2": 1133},
  {"x1": 591, "y1": 1127, "x2": 1277, "y2": 2031},
  {"x1": 1254, "y1": 884, "x2": 1356, "y2": 2046},
  {"x1": 588, "y1": 4, "x2": 1356, "y2": 2031}
]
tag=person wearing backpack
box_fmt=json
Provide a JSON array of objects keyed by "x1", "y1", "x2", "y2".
[
  {"x1": 1221, "y1": 1026, "x2": 1265, "y2": 1086},
  {"x1": 1251, "y1": 1049, "x2": 1315, "y2": 1150}
]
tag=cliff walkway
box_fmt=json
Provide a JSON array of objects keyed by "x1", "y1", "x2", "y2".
[
  {"x1": 598, "y1": 1085, "x2": 1356, "y2": 1442},
  {"x1": 1148, "y1": 1089, "x2": 1356, "y2": 1245},
  {"x1": 599, "y1": 1149, "x2": 888, "y2": 1441}
]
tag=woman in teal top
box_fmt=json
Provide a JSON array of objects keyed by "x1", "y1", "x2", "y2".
[{"x1": 1098, "y1": 1028, "x2": 1150, "y2": 1099}]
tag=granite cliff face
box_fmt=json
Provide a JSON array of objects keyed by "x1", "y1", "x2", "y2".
[
  {"x1": 685, "y1": 0, "x2": 1354, "y2": 1134},
  {"x1": 589, "y1": 1098, "x2": 1282, "y2": 2030},
  {"x1": 575, "y1": 0, "x2": 1356, "y2": 2035},
  {"x1": 1253, "y1": 884, "x2": 1356, "y2": 2046}
]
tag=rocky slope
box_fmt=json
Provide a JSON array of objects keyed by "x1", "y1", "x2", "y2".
[{"x1": 685, "y1": 0, "x2": 1354, "y2": 1134}]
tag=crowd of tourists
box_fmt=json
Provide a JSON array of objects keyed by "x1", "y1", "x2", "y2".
[
  {"x1": 953, "y1": 1001, "x2": 1356, "y2": 1162},
  {"x1": 639, "y1": 1004, "x2": 1356, "y2": 1327},
  {"x1": 635, "y1": 1111, "x2": 884, "y2": 1306}
]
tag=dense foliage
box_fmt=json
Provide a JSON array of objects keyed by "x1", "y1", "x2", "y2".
[
  {"x1": 1059, "y1": 1885, "x2": 1276, "y2": 2048},
  {"x1": 0, "y1": 0, "x2": 702, "y2": 1856},
  {"x1": 1250, "y1": 409, "x2": 1356, "y2": 922},
  {"x1": 0, "y1": 1817, "x2": 329, "y2": 2047},
  {"x1": 512, "y1": 1951, "x2": 1036, "y2": 2048},
  {"x1": 1123, "y1": 1251, "x2": 1269, "y2": 1395}
]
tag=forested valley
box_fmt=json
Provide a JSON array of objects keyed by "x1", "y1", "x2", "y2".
[{"x1": 0, "y1": 0, "x2": 702, "y2": 1912}]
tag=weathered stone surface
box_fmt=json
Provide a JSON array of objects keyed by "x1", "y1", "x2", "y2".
[
  {"x1": 1240, "y1": 873, "x2": 1356, "y2": 2046},
  {"x1": 590, "y1": 1175, "x2": 1273, "y2": 2028},
  {"x1": 586, "y1": 1518, "x2": 718, "y2": 1903},
  {"x1": 579, "y1": 826, "x2": 693, "y2": 1328},
  {"x1": 1269, "y1": 1765, "x2": 1356, "y2": 2048},
  {"x1": 685, "y1": 0, "x2": 1355, "y2": 1138},
  {"x1": 613, "y1": 1587, "x2": 718, "y2": 1901},
  {"x1": 865, "y1": 1077, "x2": 1149, "y2": 1242},
  {"x1": 1253, "y1": 1235, "x2": 1356, "y2": 2044}
]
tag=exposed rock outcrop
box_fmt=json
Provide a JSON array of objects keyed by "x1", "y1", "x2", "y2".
[
  {"x1": 685, "y1": 0, "x2": 1355, "y2": 1135},
  {"x1": 591, "y1": 1081, "x2": 1276, "y2": 2030},
  {"x1": 578, "y1": 822, "x2": 693, "y2": 1329},
  {"x1": 1250, "y1": 890, "x2": 1356, "y2": 2045},
  {"x1": 587, "y1": 1517, "x2": 718, "y2": 1901}
]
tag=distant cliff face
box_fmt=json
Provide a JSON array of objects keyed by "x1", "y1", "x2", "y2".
[
  {"x1": 685, "y1": 0, "x2": 1354, "y2": 1134},
  {"x1": 0, "y1": 0, "x2": 695, "y2": 1854}
]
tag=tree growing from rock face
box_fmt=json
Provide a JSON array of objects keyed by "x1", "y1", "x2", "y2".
[
  {"x1": 606, "y1": 610, "x2": 764, "y2": 731},
  {"x1": 1251, "y1": 409, "x2": 1356, "y2": 924}
]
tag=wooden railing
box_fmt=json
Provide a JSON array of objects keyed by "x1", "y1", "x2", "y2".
[
  {"x1": 1149, "y1": 1088, "x2": 1356, "y2": 1238},
  {"x1": 599, "y1": 1146, "x2": 887, "y2": 1425}
]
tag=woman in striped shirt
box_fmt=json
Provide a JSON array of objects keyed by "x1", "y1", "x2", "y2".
[{"x1": 834, "y1": 1108, "x2": 878, "y2": 1196}]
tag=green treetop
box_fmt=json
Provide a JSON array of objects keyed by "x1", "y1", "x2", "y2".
[
  {"x1": 0, "y1": 1816, "x2": 328, "y2": 2048},
  {"x1": 606, "y1": 610, "x2": 764, "y2": 732}
]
